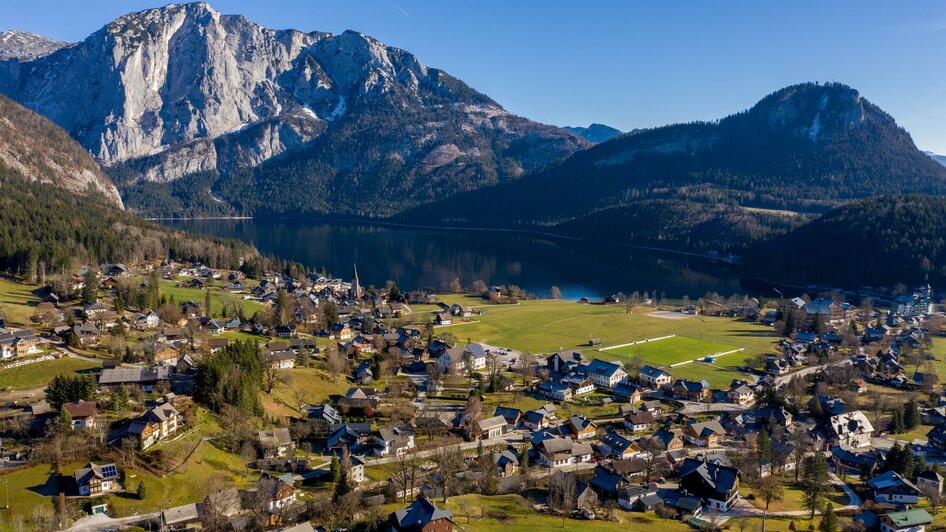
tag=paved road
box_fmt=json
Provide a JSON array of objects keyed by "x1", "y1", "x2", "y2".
[
  {"x1": 66, "y1": 512, "x2": 157, "y2": 531},
  {"x1": 773, "y1": 358, "x2": 854, "y2": 387},
  {"x1": 364, "y1": 432, "x2": 526, "y2": 465}
]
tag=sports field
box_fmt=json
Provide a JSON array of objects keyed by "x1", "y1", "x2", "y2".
[{"x1": 601, "y1": 335, "x2": 740, "y2": 366}]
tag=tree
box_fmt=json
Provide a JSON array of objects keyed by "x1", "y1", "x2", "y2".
[
  {"x1": 890, "y1": 409, "x2": 905, "y2": 434},
  {"x1": 818, "y1": 503, "x2": 838, "y2": 532},
  {"x1": 112, "y1": 384, "x2": 130, "y2": 414},
  {"x1": 550, "y1": 286, "x2": 563, "y2": 300},
  {"x1": 205, "y1": 288, "x2": 213, "y2": 318},
  {"x1": 448, "y1": 277, "x2": 462, "y2": 293},
  {"x1": 755, "y1": 430, "x2": 773, "y2": 478},
  {"x1": 812, "y1": 314, "x2": 827, "y2": 334},
  {"x1": 137, "y1": 481, "x2": 148, "y2": 500},
  {"x1": 802, "y1": 454, "x2": 830, "y2": 519},
  {"x1": 321, "y1": 300, "x2": 339, "y2": 326},
  {"x1": 755, "y1": 475, "x2": 784, "y2": 532},
  {"x1": 789, "y1": 430, "x2": 812, "y2": 483},
  {"x1": 904, "y1": 400, "x2": 921, "y2": 430},
  {"x1": 548, "y1": 471, "x2": 577, "y2": 523},
  {"x1": 81, "y1": 271, "x2": 99, "y2": 305}
]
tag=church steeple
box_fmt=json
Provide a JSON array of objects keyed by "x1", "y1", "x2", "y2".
[{"x1": 351, "y1": 263, "x2": 363, "y2": 299}]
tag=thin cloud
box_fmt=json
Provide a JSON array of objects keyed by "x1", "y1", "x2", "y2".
[{"x1": 391, "y1": 1, "x2": 409, "y2": 17}]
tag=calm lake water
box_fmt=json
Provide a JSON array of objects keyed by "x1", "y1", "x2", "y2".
[{"x1": 165, "y1": 218, "x2": 757, "y2": 301}]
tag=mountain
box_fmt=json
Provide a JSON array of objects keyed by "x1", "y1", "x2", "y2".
[
  {"x1": 0, "y1": 31, "x2": 68, "y2": 61},
  {"x1": 0, "y1": 2, "x2": 586, "y2": 216},
  {"x1": 0, "y1": 93, "x2": 258, "y2": 279},
  {"x1": 745, "y1": 195, "x2": 946, "y2": 287},
  {"x1": 401, "y1": 83, "x2": 946, "y2": 249},
  {"x1": 0, "y1": 93, "x2": 121, "y2": 207},
  {"x1": 564, "y1": 123, "x2": 623, "y2": 143},
  {"x1": 925, "y1": 151, "x2": 946, "y2": 168}
]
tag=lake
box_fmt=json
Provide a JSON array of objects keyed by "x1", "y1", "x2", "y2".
[{"x1": 165, "y1": 218, "x2": 759, "y2": 301}]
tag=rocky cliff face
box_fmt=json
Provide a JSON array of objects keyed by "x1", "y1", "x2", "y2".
[
  {"x1": 0, "y1": 93, "x2": 122, "y2": 207},
  {"x1": 0, "y1": 3, "x2": 584, "y2": 215}
]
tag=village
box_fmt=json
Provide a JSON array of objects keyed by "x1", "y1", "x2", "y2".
[{"x1": 0, "y1": 261, "x2": 943, "y2": 532}]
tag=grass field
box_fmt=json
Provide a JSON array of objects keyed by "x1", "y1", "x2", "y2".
[
  {"x1": 0, "y1": 357, "x2": 99, "y2": 391},
  {"x1": 0, "y1": 278, "x2": 43, "y2": 326},
  {"x1": 418, "y1": 297, "x2": 777, "y2": 360},
  {"x1": 159, "y1": 280, "x2": 265, "y2": 317},
  {"x1": 601, "y1": 335, "x2": 740, "y2": 366}
]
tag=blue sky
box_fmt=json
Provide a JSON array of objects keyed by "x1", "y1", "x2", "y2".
[{"x1": 4, "y1": 1, "x2": 946, "y2": 151}]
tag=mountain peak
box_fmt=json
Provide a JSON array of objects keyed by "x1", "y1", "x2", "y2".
[
  {"x1": 564, "y1": 123, "x2": 623, "y2": 144},
  {"x1": 0, "y1": 30, "x2": 69, "y2": 61}
]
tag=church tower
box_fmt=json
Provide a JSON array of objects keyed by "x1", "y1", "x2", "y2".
[{"x1": 351, "y1": 263, "x2": 363, "y2": 299}]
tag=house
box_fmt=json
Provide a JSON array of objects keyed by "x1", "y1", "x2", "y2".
[
  {"x1": 434, "y1": 312, "x2": 453, "y2": 326},
  {"x1": 0, "y1": 329, "x2": 40, "y2": 357},
  {"x1": 638, "y1": 365, "x2": 672, "y2": 388},
  {"x1": 259, "y1": 428, "x2": 295, "y2": 459},
  {"x1": 207, "y1": 337, "x2": 229, "y2": 354},
  {"x1": 72, "y1": 321, "x2": 101, "y2": 347},
  {"x1": 599, "y1": 431, "x2": 643, "y2": 460},
  {"x1": 326, "y1": 423, "x2": 371, "y2": 455},
  {"x1": 152, "y1": 344, "x2": 181, "y2": 366},
  {"x1": 268, "y1": 349, "x2": 296, "y2": 370},
  {"x1": 74, "y1": 462, "x2": 120, "y2": 496},
  {"x1": 926, "y1": 423, "x2": 946, "y2": 453},
  {"x1": 671, "y1": 379, "x2": 710, "y2": 402},
  {"x1": 162, "y1": 327, "x2": 189, "y2": 346},
  {"x1": 257, "y1": 473, "x2": 297, "y2": 512},
  {"x1": 683, "y1": 420, "x2": 726, "y2": 447},
  {"x1": 916, "y1": 470, "x2": 943, "y2": 496},
  {"x1": 564, "y1": 416, "x2": 597, "y2": 440},
  {"x1": 338, "y1": 388, "x2": 380, "y2": 417},
  {"x1": 585, "y1": 359, "x2": 628, "y2": 389},
  {"x1": 437, "y1": 343, "x2": 487, "y2": 373},
  {"x1": 389, "y1": 497, "x2": 454, "y2": 532},
  {"x1": 563, "y1": 375, "x2": 596, "y2": 397},
  {"x1": 308, "y1": 404, "x2": 343, "y2": 425},
  {"x1": 727, "y1": 381, "x2": 756, "y2": 405},
  {"x1": 879, "y1": 509, "x2": 932, "y2": 532},
  {"x1": 547, "y1": 351, "x2": 583, "y2": 373},
  {"x1": 129, "y1": 403, "x2": 181, "y2": 449},
  {"x1": 351, "y1": 455, "x2": 366, "y2": 483},
  {"x1": 160, "y1": 503, "x2": 201, "y2": 531},
  {"x1": 617, "y1": 482, "x2": 661, "y2": 511},
  {"x1": 624, "y1": 411, "x2": 656, "y2": 432},
  {"x1": 375, "y1": 426, "x2": 415, "y2": 456},
  {"x1": 827, "y1": 411, "x2": 874, "y2": 449},
  {"x1": 868, "y1": 471, "x2": 922, "y2": 504},
  {"x1": 274, "y1": 323, "x2": 297, "y2": 338},
  {"x1": 450, "y1": 304, "x2": 473, "y2": 317},
  {"x1": 650, "y1": 428, "x2": 685, "y2": 451},
  {"x1": 471, "y1": 416, "x2": 507, "y2": 440},
  {"x1": 494, "y1": 447, "x2": 521, "y2": 477},
  {"x1": 679, "y1": 458, "x2": 741, "y2": 511},
  {"x1": 63, "y1": 400, "x2": 97, "y2": 430},
  {"x1": 537, "y1": 380, "x2": 573, "y2": 401},
  {"x1": 493, "y1": 406, "x2": 522, "y2": 427},
  {"x1": 613, "y1": 382, "x2": 643, "y2": 403},
  {"x1": 98, "y1": 366, "x2": 170, "y2": 392},
  {"x1": 522, "y1": 409, "x2": 551, "y2": 431},
  {"x1": 537, "y1": 438, "x2": 594, "y2": 467}
]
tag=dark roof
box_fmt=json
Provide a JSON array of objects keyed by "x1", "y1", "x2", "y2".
[{"x1": 392, "y1": 497, "x2": 453, "y2": 530}]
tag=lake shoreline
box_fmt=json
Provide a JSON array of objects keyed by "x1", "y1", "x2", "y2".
[{"x1": 155, "y1": 214, "x2": 742, "y2": 266}]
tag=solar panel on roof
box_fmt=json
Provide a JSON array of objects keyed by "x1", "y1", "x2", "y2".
[{"x1": 101, "y1": 465, "x2": 117, "y2": 477}]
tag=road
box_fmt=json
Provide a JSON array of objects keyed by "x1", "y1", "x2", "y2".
[
  {"x1": 726, "y1": 472, "x2": 861, "y2": 518},
  {"x1": 773, "y1": 358, "x2": 853, "y2": 387},
  {"x1": 364, "y1": 432, "x2": 527, "y2": 466},
  {"x1": 66, "y1": 512, "x2": 157, "y2": 532}
]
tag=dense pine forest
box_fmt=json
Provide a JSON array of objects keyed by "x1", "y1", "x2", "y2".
[{"x1": 745, "y1": 195, "x2": 946, "y2": 287}]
